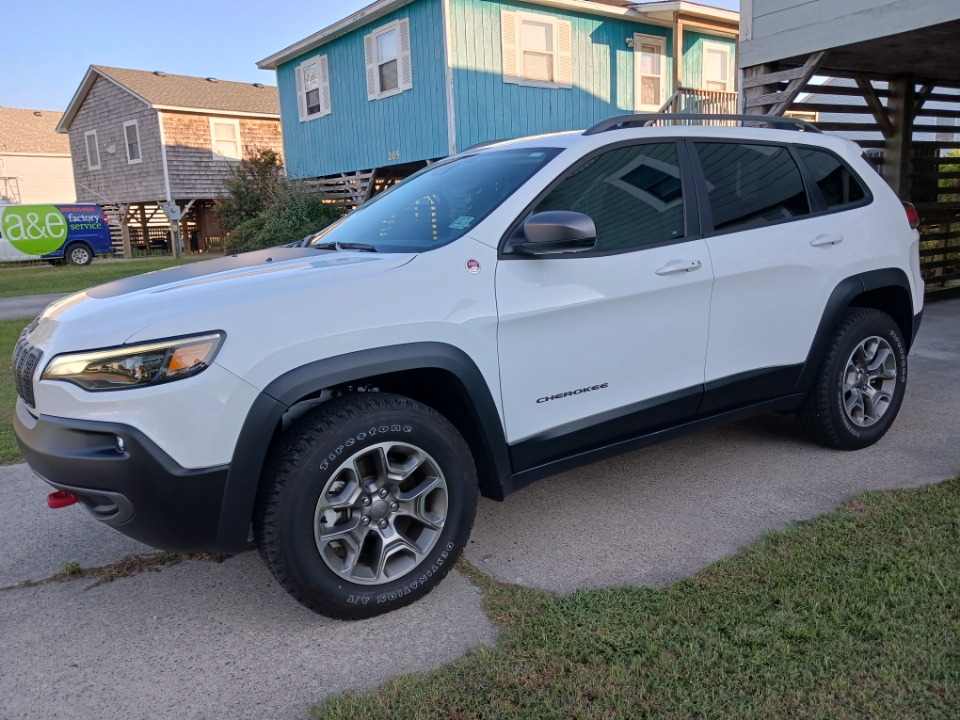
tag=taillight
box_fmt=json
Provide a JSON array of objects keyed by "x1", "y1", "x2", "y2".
[{"x1": 902, "y1": 202, "x2": 920, "y2": 229}]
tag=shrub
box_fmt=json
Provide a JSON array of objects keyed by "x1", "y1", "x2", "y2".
[
  {"x1": 224, "y1": 182, "x2": 342, "y2": 254},
  {"x1": 215, "y1": 149, "x2": 286, "y2": 234}
]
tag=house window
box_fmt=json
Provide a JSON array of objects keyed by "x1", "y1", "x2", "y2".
[
  {"x1": 378, "y1": 29, "x2": 399, "y2": 92},
  {"x1": 295, "y1": 55, "x2": 331, "y2": 121},
  {"x1": 501, "y1": 11, "x2": 572, "y2": 89},
  {"x1": 634, "y1": 34, "x2": 667, "y2": 111},
  {"x1": 123, "y1": 120, "x2": 141, "y2": 164},
  {"x1": 702, "y1": 41, "x2": 732, "y2": 92},
  {"x1": 84, "y1": 130, "x2": 100, "y2": 170},
  {"x1": 210, "y1": 118, "x2": 242, "y2": 161},
  {"x1": 365, "y1": 19, "x2": 413, "y2": 101}
]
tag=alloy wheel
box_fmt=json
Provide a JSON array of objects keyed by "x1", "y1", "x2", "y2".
[
  {"x1": 842, "y1": 335, "x2": 897, "y2": 427},
  {"x1": 313, "y1": 441, "x2": 448, "y2": 585}
]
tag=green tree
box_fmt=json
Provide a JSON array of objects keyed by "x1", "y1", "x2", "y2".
[
  {"x1": 224, "y1": 180, "x2": 342, "y2": 254},
  {"x1": 215, "y1": 148, "x2": 343, "y2": 254},
  {"x1": 214, "y1": 149, "x2": 286, "y2": 233}
]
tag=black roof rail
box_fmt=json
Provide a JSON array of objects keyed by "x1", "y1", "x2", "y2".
[{"x1": 583, "y1": 114, "x2": 821, "y2": 136}]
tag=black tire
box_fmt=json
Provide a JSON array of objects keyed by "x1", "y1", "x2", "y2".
[
  {"x1": 65, "y1": 242, "x2": 93, "y2": 266},
  {"x1": 798, "y1": 307, "x2": 908, "y2": 450},
  {"x1": 254, "y1": 393, "x2": 478, "y2": 619}
]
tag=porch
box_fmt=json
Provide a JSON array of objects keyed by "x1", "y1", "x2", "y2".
[{"x1": 103, "y1": 201, "x2": 226, "y2": 258}]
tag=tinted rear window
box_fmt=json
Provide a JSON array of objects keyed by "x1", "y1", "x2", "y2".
[
  {"x1": 695, "y1": 142, "x2": 811, "y2": 233},
  {"x1": 796, "y1": 147, "x2": 868, "y2": 210}
]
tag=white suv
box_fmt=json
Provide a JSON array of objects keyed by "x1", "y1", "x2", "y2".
[{"x1": 13, "y1": 115, "x2": 924, "y2": 618}]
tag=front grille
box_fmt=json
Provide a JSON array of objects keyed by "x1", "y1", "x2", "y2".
[{"x1": 12, "y1": 332, "x2": 43, "y2": 408}]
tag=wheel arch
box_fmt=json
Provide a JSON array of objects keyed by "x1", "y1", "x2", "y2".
[
  {"x1": 795, "y1": 268, "x2": 916, "y2": 395},
  {"x1": 212, "y1": 343, "x2": 511, "y2": 553}
]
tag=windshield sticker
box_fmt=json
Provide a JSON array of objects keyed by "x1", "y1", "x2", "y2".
[{"x1": 449, "y1": 216, "x2": 475, "y2": 230}]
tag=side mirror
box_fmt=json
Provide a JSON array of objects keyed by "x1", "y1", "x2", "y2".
[{"x1": 516, "y1": 211, "x2": 597, "y2": 255}]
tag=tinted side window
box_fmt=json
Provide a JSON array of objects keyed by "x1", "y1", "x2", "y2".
[
  {"x1": 535, "y1": 143, "x2": 685, "y2": 252},
  {"x1": 797, "y1": 148, "x2": 867, "y2": 209},
  {"x1": 695, "y1": 142, "x2": 810, "y2": 233}
]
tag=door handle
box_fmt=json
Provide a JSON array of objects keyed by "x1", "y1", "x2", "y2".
[
  {"x1": 811, "y1": 234, "x2": 844, "y2": 247},
  {"x1": 656, "y1": 259, "x2": 703, "y2": 276}
]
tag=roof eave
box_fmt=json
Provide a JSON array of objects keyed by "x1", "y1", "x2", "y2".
[
  {"x1": 257, "y1": 0, "x2": 702, "y2": 69},
  {"x1": 56, "y1": 66, "x2": 152, "y2": 133},
  {"x1": 258, "y1": 0, "x2": 738, "y2": 69},
  {"x1": 153, "y1": 105, "x2": 280, "y2": 119},
  {"x1": 258, "y1": 0, "x2": 416, "y2": 70},
  {"x1": 630, "y1": 2, "x2": 739, "y2": 26},
  {"x1": 0, "y1": 151, "x2": 71, "y2": 157},
  {"x1": 56, "y1": 66, "x2": 99, "y2": 133}
]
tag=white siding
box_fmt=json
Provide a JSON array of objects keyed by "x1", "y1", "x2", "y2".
[
  {"x1": 741, "y1": 0, "x2": 960, "y2": 67},
  {"x1": 0, "y1": 154, "x2": 76, "y2": 204}
]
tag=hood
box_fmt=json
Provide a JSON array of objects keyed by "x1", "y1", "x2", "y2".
[
  {"x1": 27, "y1": 247, "x2": 415, "y2": 357},
  {"x1": 85, "y1": 247, "x2": 328, "y2": 299}
]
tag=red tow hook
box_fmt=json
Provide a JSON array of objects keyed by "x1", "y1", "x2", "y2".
[{"x1": 47, "y1": 490, "x2": 79, "y2": 509}]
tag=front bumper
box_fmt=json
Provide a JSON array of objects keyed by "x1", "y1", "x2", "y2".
[{"x1": 14, "y1": 399, "x2": 230, "y2": 553}]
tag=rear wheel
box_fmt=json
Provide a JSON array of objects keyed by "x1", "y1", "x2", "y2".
[
  {"x1": 254, "y1": 393, "x2": 478, "y2": 619},
  {"x1": 798, "y1": 307, "x2": 908, "y2": 450},
  {"x1": 65, "y1": 242, "x2": 93, "y2": 266}
]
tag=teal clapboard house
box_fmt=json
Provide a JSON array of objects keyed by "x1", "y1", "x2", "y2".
[{"x1": 258, "y1": 0, "x2": 739, "y2": 186}]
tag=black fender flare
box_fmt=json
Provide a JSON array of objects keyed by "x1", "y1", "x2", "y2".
[
  {"x1": 793, "y1": 268, "x2": 915, "y2": 395},
  {"x1": 213, "y1": 342, "x2": 511, "y2": 553}
]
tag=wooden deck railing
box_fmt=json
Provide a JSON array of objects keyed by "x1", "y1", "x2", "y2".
[{"x1": 658, "y1": 87, "x2": 739, "y2": 118}]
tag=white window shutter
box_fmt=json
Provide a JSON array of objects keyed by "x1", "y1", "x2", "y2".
[
  {"x1": 364, "y1": 32, "x2": 378, "y2": 100},
  {"x1": 398, "y1": 18, "x2": 413, "y2": 91},
  {"x1": 557, "y1": 20, "x2": 573, "y2": 88},
  {"x1": 501, "y1": 10, "x2": 519, "y2": 84},
  {"x1": 319, "y1": 55, "x2": 332, "y2": 115},
  {"x1": 295, "y1": 65, "x2": 307, "y2": 120}
]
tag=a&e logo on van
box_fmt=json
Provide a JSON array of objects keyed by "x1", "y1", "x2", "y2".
[{"x1": 2, "y1": 205, "x2": 68, "y2": 255}]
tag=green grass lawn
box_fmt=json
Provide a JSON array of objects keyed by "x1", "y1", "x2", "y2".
[
  {"x1": 319, "y1": 478, "x2": 960, "y2": 720},
  {"x1": 1, "y1": 317, "x2": 31, "y2": 463},
  {"x1": 0, "y1": 256, "x2": 209, "y2": 299}
]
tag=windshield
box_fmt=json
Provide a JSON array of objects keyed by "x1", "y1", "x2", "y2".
[{"x1": 307, "y1": 147, "x2": 563, "y2": 253}]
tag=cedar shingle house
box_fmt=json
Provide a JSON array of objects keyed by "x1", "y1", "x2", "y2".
[
  {"x1": 57, "y1": 66, "x2": 283, "y2": 255},
  {"x1": 0, "y1": 107, "x2": 76, "y2": 205}
]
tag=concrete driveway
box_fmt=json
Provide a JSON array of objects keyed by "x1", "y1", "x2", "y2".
[{"x1": 1, "y1": 298, "x2": 958, "y2": 719}]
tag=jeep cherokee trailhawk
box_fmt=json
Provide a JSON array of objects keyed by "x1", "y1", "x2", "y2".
[{"x1": 13, "y1": 115, "x2": 924, "y2": 618}]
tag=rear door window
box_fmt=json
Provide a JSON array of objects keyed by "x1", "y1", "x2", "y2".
[
  {"x1": 796, "y1": 147, "x2": 868, "y2": 210},
  {"x1": 694, "y1": 142, "x2": 811, "y2": 233}
]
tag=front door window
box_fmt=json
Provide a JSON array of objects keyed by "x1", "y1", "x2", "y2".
[
  {"x1": 703, "y1": 42, "x2": 731, "y2": 92},
  {"x1": 635, "y1": 35, "x2": 666, "y2": 111}
]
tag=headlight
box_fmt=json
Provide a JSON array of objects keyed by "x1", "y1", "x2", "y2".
[{"x1": 41, "y1": 332, "x2": 225, "y2": 391}]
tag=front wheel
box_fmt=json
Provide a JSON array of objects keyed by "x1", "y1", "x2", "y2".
[
  {"x1": 254, "y1": 393, "x2": 478, "y2": 619},
  {"x1": 65, "y1": 242, "x2": 93, "y2": 266},
  {"x1": 798, "y1": 307, "x2": 908, "y2": 450}
]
